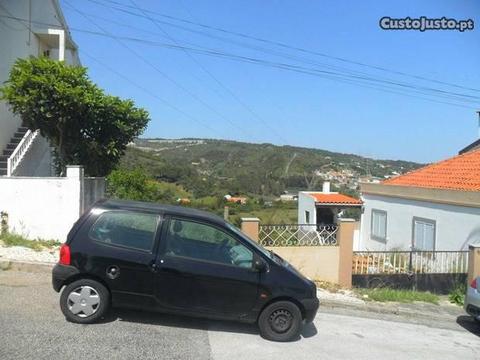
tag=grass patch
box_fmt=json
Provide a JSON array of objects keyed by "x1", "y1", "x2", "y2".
[
  {"x1": 357, "y1": 288, "x2": 439, "y2": 304},
  {"x1": 0, "y1": 232, "x2": 61, "y2": 251},
  {"x1": 448, "y1": 283, "x2": 466, "y2": 306}
]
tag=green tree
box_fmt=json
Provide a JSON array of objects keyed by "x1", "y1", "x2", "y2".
[
  {"x1": 107, "y1": 168, "x2": 160, "y2": 201},
  {"x1": 0, "y1": 57, "x2": 149, "y2": 176}
]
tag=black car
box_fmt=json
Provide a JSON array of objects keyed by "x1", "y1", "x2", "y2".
[{"x1": 52, "y1": 199, "x2": 319, "y2": 341}]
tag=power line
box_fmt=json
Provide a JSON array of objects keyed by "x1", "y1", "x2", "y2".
[
  {"x1": 68, "y1": 2, "x2": 480, "y2": 104},
  {"x1": 1, "y1": 13, "x2": 477, "y2": 108},
  {"x1": 80, "y1": 50, "x2": 223, "y2": 137},
  {"x1": 93, "y1": 0, "x2": 480, "y2": 94},
  {"x1": 128, "y1": 0, "x2": 288, "y2": 144},
  {"x1": 63, "y1": 1, "x2": 257, "y2": 141}
]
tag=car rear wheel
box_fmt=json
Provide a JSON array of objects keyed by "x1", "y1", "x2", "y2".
[
  {"x1": 258, "y1": 301, "x2": 302, "y2": 342},
  {"x1": 60, "y1": 279, "x2": 109, "y2": 324}
]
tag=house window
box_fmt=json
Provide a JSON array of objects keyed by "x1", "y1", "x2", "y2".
[
  {"x1": 371, "y1": 209, "x2": 387, "y2": 242},
  {"x1": 412, "y1": 217, "x2": 435, "y2": 251},
  {"x1": 305, "y1": 211, "x2": 310, "y2": 223}
]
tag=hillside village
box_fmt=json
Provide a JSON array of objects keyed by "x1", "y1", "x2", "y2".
[{"x1": 127, "y1": 138, "x2": 421, "y2": 198}]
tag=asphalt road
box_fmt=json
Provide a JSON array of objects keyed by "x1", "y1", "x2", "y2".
[{"x1": 0, "y1": 270, "x2": 479, "y2": 360}]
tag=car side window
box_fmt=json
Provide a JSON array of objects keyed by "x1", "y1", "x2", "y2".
[
  {"x1": 89, "y1": 211, "x2": 159, "y2": 252},
  {"x1": 164, "y1": 219, "x2": 253, "y2": 268}
]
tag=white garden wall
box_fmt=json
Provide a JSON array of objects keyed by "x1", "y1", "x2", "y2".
[{"x1": 0, "y1": 166, "x2": 105, "y2": 241}]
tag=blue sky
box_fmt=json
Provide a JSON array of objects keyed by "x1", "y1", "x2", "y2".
[{"x1": 60, "y1": 0, "x2": 479, "y2": 163}]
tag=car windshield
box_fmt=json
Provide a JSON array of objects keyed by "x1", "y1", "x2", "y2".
[{"x1": 225, "y1": 222, "x2": 272, "y2": 259}]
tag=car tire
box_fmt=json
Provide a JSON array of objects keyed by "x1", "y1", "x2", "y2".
[
  {"x1": 60, "y1": 279, "x2": 109, "y2": 324},
  {"x1": 258, "y1": 301, "x2": 302, "y2": 342}
]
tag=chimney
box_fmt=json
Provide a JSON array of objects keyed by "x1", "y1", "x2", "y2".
[{"x1": 322, "y1": 181, "x2": 331, "y2": 193}]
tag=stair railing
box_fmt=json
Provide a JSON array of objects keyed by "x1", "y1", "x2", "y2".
[{"x1": 7, "y1": 129, "x2": 40, "y2": 176}]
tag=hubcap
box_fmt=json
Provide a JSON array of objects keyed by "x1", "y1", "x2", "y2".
[
  {"x1": 67, "y1": 286, "x2": 100, "y2": 318},
  {"x1": 269, "y1": 309, "x2": 293, "y2": 333}
]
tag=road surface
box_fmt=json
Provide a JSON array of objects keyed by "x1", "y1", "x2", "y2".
[{"x1": 0, "y1": 271, "x2": 478, "y2": 359}]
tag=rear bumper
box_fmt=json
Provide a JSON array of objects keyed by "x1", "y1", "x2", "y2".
[
  {"x1": 301, "y1": 297, "x2": 320, "y2": 323},
  {"x1": 465, "y1": 286, "x2": 480, "y2": 320},
  {"x1": 52, "y1": 264, "x2": 79, "y2": 292}
]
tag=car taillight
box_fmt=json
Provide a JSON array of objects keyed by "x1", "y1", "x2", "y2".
[
  {"x1": 470, "y1": 278, "x2": 477, "y2": 289},
  {"x1": 59, "y1": 244, "x2": 71, "y2": 265}
]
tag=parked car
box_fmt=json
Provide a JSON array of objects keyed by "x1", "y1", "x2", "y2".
[
  {"x1": 52, "y1": 199, "x2": 319, "y2": 341},
  {"x1": 465, "y1": 276, "x2": 480, "y2": 323}
]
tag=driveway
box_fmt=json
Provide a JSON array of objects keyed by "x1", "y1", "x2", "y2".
[{"x1": 0, "y1": 270, "x2": 479, "y2": 360}]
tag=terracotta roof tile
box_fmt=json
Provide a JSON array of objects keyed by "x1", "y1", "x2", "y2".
[
  {"x1": 383, "y1": 148, "x2": 480, "y2": 191},
  {"x1": 307, "y1": 193, "x2": 363, "y2": 205}
]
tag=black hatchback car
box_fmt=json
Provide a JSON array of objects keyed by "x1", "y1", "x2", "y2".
[{"x1": 52, "y1": 199, "x2": 319, "y2": 341}]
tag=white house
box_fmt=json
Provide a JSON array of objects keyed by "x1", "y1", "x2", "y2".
[
  {"x1": 359, "y1": 146, "x2": 480, "y2": 251},
  {"x1": 0, "y1": 0, "x2": 80, "y2": 176},
  {"x1": 298, "y1": 182, "x2": 363, "y2": 225},
  {"x1": 0, "y1": 1, "x2": 104, "y2": 241}
]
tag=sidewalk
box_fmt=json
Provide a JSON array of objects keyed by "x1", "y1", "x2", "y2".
[{"x1": 317, "y1": 287, "x2": 465, "y2": 324}]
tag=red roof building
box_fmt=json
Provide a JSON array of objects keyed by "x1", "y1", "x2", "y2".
[
  {"x1": 383, "y1": 148, "x2": 480, "y2": 192},
  {"x1": 360, "y1": 147, "x2": 480, "y2": 252},
  {"x1": 298, "y1": 182, "x2": 362, "y2": 226},
  {"x1": 307, "y1": 193, "x2": 363, "y2": 206}
]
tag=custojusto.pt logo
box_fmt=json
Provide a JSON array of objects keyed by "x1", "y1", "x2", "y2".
[{"x1": 380, "y1": 16, "x2": 474, "y2": 32}]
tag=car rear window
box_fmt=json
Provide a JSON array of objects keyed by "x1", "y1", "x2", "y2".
[{"x1": 89, "y1": 210, "x2": 159, "y2": 252}]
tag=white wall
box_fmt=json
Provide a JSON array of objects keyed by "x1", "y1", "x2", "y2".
[
  {"x1": 298, "y1": 192, "x2": 316, "y2": 224},
  {"x1": 360, "y1": 193, "x2": 480, "y2": 251},
  {"x1": 0, "y1": 166, "x2": 104, "y2": 241}
]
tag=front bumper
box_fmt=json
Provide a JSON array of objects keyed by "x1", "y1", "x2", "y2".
[
  {"x1": 52, "y1": 264, "x2": 79, "y2": 292},
  {"x1": 301, "y1": 297, "x2": 320, "y2": 323}
]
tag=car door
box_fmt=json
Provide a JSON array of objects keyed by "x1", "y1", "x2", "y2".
[
  {"x1": 82, "y1": 209, "x2": 161, "y2": 309},
  {"x1": 154, "y1": 217, "x2": 260, "y2": 318}
]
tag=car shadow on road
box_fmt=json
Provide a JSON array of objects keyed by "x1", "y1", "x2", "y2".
[
  {"x1": 97, "y1": 308, "x2": 318, "y2": 340},
  {"x1": 456, "y1": 315, "x2": 480, "y2": 337}
]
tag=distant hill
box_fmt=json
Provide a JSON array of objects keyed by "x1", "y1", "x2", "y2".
[{"x1": 120, "y1": 138, "x2": 422, "y2": 198}]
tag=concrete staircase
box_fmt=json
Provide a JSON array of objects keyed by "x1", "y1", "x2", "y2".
[{"x1": 0, "y1": 126, "x2": 29, "y2": 176}]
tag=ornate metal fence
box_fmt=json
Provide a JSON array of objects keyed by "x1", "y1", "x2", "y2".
[
  {"x1": 259, "y1": 224, "x2": 338, "y2": 247},
  {"x1": 353, "y1": 250, "x2": 469, "y2": 275}
]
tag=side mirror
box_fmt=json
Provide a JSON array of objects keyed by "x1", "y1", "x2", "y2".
[{"x1": 253, "y1": 258, "x2": 267, "y2": 272}]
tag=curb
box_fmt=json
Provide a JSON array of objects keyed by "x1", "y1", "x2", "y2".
[
  {"x1": 319, "y1": 298, "x2": 464, "y2": 320},
  {"x1": 0, "y1": 259, "x2": 54, "y2": 273}
]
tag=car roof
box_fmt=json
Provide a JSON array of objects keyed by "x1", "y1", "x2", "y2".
[{"x1": 95, "y1": 199, "x2": 227, "y2": 225}]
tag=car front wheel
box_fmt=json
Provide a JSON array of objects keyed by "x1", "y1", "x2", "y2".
[
  {"x1": 60, "y1": 279, "x2": 109, "y2": 324},
  {"x1": 258, "y1": 301, "x2": 302, "y2": 342}
]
